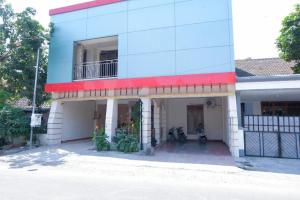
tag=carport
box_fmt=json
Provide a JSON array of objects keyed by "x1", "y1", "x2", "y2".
[
  {"x1": 154, "y1": 141, "x2": 234, "y2": 166},
  {"x1": 237, "y1": 75, "x2": 300, "y2": 159},
  {"x1": 158, "y1": 141, "x2": 230, "y2": 156}
]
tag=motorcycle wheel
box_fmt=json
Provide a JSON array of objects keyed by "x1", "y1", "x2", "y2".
[
  {"x1": 199, "y1": 136, "x2": 207, "y2": 144},
  {"x1": 167, "y1": 134, "x2": 176, "y2": 143},
  {"x1": 178, "y1": 135, "x2": 187, "y2": 144}
]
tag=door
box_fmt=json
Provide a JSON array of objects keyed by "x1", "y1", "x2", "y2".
[
  {"x1": 95, "y1": 105, "x2": 106, "y2": 130},
  {"x1": 99, "y1": 50, "x2": 118, "y2": 77},
  {"x1": 99, "y1": 50, "x2": 118, "y2": 61},
  {"x1": 187, "y1": 105, "x2": 204, "y2": 139}
]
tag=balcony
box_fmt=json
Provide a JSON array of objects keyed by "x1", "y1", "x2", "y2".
[
  {"x1": 74, "y1": 59, "x2": 118, "y2": 80},
  {"x1": 73, "y1": 36, "x2": 118, "y2": 81}
]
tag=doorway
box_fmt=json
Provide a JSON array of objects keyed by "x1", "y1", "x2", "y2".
[
  {"x1": 95, "y1": 104, "x2": 106, "y2": 130},
  {"x1": 187, "y1": 105, "x2": 204, "y2": 139}
]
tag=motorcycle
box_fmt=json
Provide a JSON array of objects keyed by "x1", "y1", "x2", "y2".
[
  {"x1": 176, "y1": 127, "x2": 187, "y2": 144},
  {"x1": 196, "y1": 124, "x2": 207, "y2": 144},
  {"x1": 167, "y1": 127, "x2": 177, "y2": 143},
  {"x1": 167, "y1": 127, "x2": 187, "y2": 144}
]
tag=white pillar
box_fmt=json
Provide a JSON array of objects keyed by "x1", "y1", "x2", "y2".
[
  {"x1": 227, "y1": 95, "x2": 244, "y2": 157},
  {"x1": 153, "y1": 100, "x2": 161, "y2": 145},
  {"x1": 141, "y1": 98, "x2": 152, "y2": 150},
  {"x1": 105, "y1": 98, "x2": 118, "y2": 142},
  {"x1": 161, "y1": 102, "x2": 167, "y2": 142},
  {"x1": 46, "y1": 101, "x2": 63, "y2": 145},
  {"x1": 236, "y1": 92, "x2": 242, "y2": 128}
]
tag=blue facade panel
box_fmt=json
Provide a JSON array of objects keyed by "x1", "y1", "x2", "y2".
[
  {"x1": 128, "y1": 0, "x2": 174, "y2": 10},
  {"x1": 127, "y1": 4, "x2": 174, "y2": 32},
  {"x1": 127, "y1": 28, "x2": 175, "y2": 55},
  {"x1": 127, "y1": 51, "x2": 176, "y2": 78},
  {"x1": 176, "y1": 47, "x2": 233, "y2": 75},
  {"x1": 175, "y1": 0, "x2": 230, "y2": 26},
  {"x1": 47, "y1": 0, "x2": 235, "y2": 83},
  {"x1": 86, "y1": 12, "x2": 127, "y2": 38},
  {"x1": 176, "y1": 21, "x2": 230, "y2": 50}
]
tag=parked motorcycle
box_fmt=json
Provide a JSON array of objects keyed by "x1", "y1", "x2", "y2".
[
  {"x1": 196, "y1": 123, "x2": 207, "y2": 144},
  {"x1": 167, "y1": 127, "x2": 177, "y2": 143},
  {"x1": 176, "y1": 127, "x2": 187, "y2": 144},
  {"x1": 167, "y1": 127, "x2": 187, "y2": 144}
]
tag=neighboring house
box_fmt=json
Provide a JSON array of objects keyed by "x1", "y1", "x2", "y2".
[
  {"x1": 45, "y1": 0, "x2": 300, "y2": 159},
  {"x1": 14, "y1": 98, "x2": 50, "y2": 130},
  {"x1": 236, "y1": 58, "x2": 300, "y2": 158}
]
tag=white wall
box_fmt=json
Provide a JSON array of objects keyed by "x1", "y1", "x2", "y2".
[
  {"x1": 62, "y1": 101, "x2": 96, "y2": 141},
  {"x1": 166, "y1": 98, "x2": 225, "y2": 141}
]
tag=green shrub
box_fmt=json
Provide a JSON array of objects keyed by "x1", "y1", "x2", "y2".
[
  {"x1": 93, "y1": 129, "x2": 110, "y2": 151},
  {"x1": 114, "y1": 131, "x2": 139, "y2": 153},
  {"x1": 0, "y1": 105, "x2": 30, "y2": 146}
]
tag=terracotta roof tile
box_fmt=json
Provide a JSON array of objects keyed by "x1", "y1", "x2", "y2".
[{"x1": 235, "y1": 58, "x2": 295, "y2": 77}]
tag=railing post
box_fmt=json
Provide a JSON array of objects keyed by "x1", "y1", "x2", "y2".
[
  {"x1": 277, "y1": 115, "x2": 282, "y2": 158},
  {"x1": 73, "y1": 59, "x2": 118, "y2": 80}
]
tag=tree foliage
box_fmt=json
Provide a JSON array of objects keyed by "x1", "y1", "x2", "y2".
[
  {"x1": 0, "y1": 104, "x2": 30, "y2": 142},
  {"x1": 0, "y1": 89, "x2": 30, "y2": 147},
  {"x1": 277, "y1": 4, "x2": 300, "y2": 73},
  {"x1": 0, "y1": 0, "x2": 51, "y2": 107}
]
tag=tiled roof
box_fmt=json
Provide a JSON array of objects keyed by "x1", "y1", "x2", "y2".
[
  {"x1": 235, "y1": 58, "x2": 295, "y2": 77},
  {"x1": 14, "y1": 97, "x2": 50, "y2": 111}
]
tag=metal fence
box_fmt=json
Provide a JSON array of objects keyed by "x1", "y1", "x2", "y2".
[
  {"x1": 243, "y1": 115, "x2": 300, "y2": 159},
  {"x1": 74, "y1": 59, "x2": 118, "y2": 80}
]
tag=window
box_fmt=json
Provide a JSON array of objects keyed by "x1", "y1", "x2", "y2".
[{"x1": 261, "y1": 102, "x2": 300, "y2": 116}]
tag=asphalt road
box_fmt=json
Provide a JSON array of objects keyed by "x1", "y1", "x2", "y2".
[
  {"x1": 1, "y1": 165, "x2": 300, "y2": 200},
  {"x1": 0, "y1": 142, "x2": 300, "y2": 200}
]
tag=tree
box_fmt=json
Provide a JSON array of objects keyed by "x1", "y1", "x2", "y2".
[
  {"x1": 0, "y1": 89, "x2": 30, "y2": 147},
  {"x1": 0, "y1": 104, "x2": 30, "y2": 145},
  {"x1": 277, "y1": 4, "x2": 300, "y2": 73},
  {"x1": 0, "y1": 0, "x2": 51, "y2": 107}
]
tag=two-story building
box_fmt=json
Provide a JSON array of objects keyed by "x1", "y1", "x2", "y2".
[{"x1": 45, "y1": 0, "x2": 244, "y2": 157}]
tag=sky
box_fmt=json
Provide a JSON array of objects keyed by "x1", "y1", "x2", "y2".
[{"x1": 5, "y1": 0, "x2": 300, "y2": 59}]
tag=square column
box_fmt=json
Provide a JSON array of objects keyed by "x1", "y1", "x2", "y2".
[
  {"x1": 236, "y1": 92, "x2": 242, "y2": 128},
  {"x1": 153, "y1": 100, "x2": 161, "y2": 145},
  {"x1": 46, "y1": 101, "x2": 63, "y2": 145},
  {"x1": 105, "y1": 98, "x2": 118, "y2": 142},
  {"x1": 227, "y1": 95, "x2": 244, "y2": 157},
  {"x1": 141, "y1": 98, "x2": 152, "y2": 150},
  {"x1": 161, "y1": 102, "x2": 167, "y2": 142}
]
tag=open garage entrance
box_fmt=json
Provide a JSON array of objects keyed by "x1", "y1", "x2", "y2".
[
  {"x1": 47, "y1": 94, "x2": 243, "y2": 157},
  {"x1": 157, "y1": 141, "x2": 231, "y2": 157},
  {"x1": 163, "y1": 97, "x2": 228, "y2": 142},
  {"x1": 60, "y1": 99, "x2": 140, "y2": 142},
  {"x1": 154, "y1": 97, "x2": 232, "y2": 156}
]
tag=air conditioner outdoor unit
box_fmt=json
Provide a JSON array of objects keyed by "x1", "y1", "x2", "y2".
[{"x1": 206, "y1": 99, "x2": 217, "y2": 108}]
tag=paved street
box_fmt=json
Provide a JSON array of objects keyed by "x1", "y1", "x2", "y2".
[{"x1": 0, "y1": 141, "x2": 300, "y2": 200}]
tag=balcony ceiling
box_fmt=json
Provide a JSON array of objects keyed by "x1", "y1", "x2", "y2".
[{"x1": 77, "y1": 36, "x2": 117, "y2": 46}]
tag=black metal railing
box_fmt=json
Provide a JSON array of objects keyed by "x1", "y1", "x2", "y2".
[{"x1": 74, "y1": 59, "x2": 118, "y2": 80}]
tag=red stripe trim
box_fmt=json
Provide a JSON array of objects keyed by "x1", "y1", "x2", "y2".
[
  {"x1": 49, "y1": 0, "x2": 125, "y2": 16},
  {"x1": 45, "y1": 72, "x2": 236, "y2": 93}
]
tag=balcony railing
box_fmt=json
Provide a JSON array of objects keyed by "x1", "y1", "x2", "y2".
[{"x1": 74, "y1": 59, "x2": 118, "y2": 80}]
